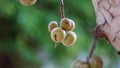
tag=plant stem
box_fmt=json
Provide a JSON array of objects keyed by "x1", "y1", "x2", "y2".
[
  {"x1": 60, "y1": 0, "x2": 65, "y2": 19},
  {"x1": 86, "y1": 35, "x2": 98, "y2": 63},
  {"x1": 86, "y1": 27, "x2": 100, "y2": 63}
]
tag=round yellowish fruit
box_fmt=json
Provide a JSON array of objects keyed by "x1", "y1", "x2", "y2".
[
  {"x1": 48, "y1": 21, "x2": 58, "y2": 32},
  {"x1": 69, "y1": 19, "x2": 75, "y2": 31},
  {"x1": 51, "y1": 27, "x2": 66, "y2": 43},
  {"x1": 60, "y1": 18, "x2": 75, "y2": 31},
  {"x1": 19, "y1": 0, "x2": 37, "y2": 6},
  {"x1": 72, "y1": 60, "x2": 89, "y2": 68},
  {"x1": 89, "y1": 56, "x2": 103, "y2": 68},
  {"x1": 62, "y1": 31, "x2": 77, "y2": 47}
]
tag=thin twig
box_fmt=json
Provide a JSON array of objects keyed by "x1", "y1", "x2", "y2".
[
  {"x1": 86, "y1": 27, "x2": 100, "y2": 63},
  {"x1": 60, "y1": 0, "x2": 65, "y2": 19},
  {"x1": 86, "y1": 35, "x2": 98, "y2": 63}
]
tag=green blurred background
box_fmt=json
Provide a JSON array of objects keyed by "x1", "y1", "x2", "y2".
[{"x1": 0, "y1": 0, "x2": 120, "y2": 68}]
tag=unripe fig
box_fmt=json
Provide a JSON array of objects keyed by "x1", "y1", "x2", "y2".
[
  {"x1": 51, "y1": 27, "x2": 66, "y2": 43},
  {"x1": 89, "y1": 56, "x2": 103, "y2": 68},
  {"x1": 60, "y1": 18, "x2": 75, "y2": 31},
  {"x1": 19, "y1": 0, "x2": 36, "y2": 6},
  {"x1": 48, "y1": 21, "x2": 58, "y2": 32},
  {"x1": 62, "y1": 31, "x2": 77, "y2": 47},
  {"x1": 72, "y1": 60, "x2": 89, "y2": 68},
  {"x1": 69, "y1": 19, "x2": 75, "y2": 31}
]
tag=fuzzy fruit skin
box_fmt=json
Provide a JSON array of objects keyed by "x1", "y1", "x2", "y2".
[
  {"x1": 62, "y1": 31, "x2": 77, "y2": 47},
  {"x1": 60, "y1": 18, "x2": 75, "y2": 31},
  {"x1": 89, "y1": 56, "x2": 103, "y2": 68},
  {"x1": 51, "y1": 27, "x2": 66, "y2": 43},
  {"x1": 72, "y1": 60, "x2": 89, "y2": 68},
  {"x1": 19, "y1": 0, "x2": 36, "y2": 6},
  {"x1": 48, "y1": 21, "x2": 58, "y2": 32}
]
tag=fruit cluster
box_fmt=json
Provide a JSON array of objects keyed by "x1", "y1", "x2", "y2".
[
  {"x1": 48, "y1": 18, "x2": 77, "y2": 47},
  {"x1": 19, "y1": 0, "x2": 37, "y2": 6},
  {"x1": 72, "y1": 56, "x2": 103, "y2": 68}
]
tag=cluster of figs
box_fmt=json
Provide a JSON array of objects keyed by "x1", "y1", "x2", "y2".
[
  {"x1": 73, "y1": 56, "x2": 103, "y2": 68},
  {"x1": 19, "y1": 0, "x2": 77, "y2": 47},
  {"x1": 48, "y1": 18, "x2": 77, "y2": 47}
]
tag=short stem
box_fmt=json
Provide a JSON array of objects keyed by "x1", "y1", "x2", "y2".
[
  {"x1": 60, "y1": 0, "x2": 65, "y2": 19},
  {"x1": 86, "y1": 34, "x2": 98, "y2": 63},
  {"x1": 86, "y1": 26, "x2": 100, "y2": 63}
]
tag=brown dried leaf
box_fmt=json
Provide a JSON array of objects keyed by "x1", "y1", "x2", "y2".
[{"x1": 92, "y1": 0, "x2": 120, "y2": 53}]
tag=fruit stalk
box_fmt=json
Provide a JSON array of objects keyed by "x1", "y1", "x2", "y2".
[
  {"x1": 86, "y1": 27, "x2": 100, "y2": 63},
  {"x1": 60, "y1": 0, "x2": 65, "y2": 19}
]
